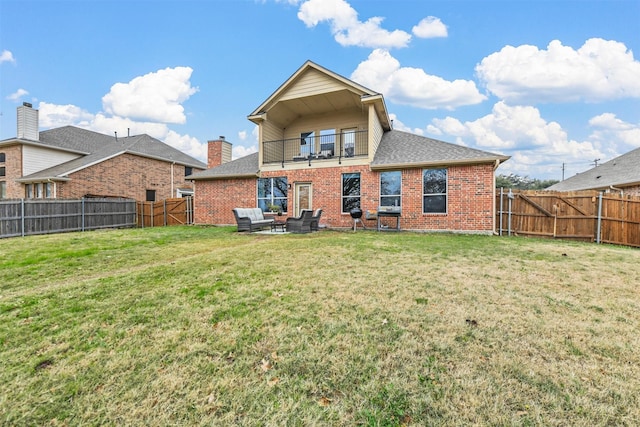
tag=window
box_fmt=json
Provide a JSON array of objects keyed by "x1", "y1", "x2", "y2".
[
  {"x1": 257, "y1": 177, "x2": 288, "y2": 212},
  {"x1": 319, "y1": 129, "x2": 335, "y2": 157},
  {"x1": 300, "y1": 131, "x2": 314, "y2": 157},
  {"x1": 146, "y1": 189, "x2": 156, "y2": 202},
  {"x1": 185, "y1": 166, "x2": 193, "y2": 177},
  {"x1": 0, "y1": 152, "x2": 5, "y2": 162},
  {"x1": 0, "y1": 182, "x2": 6, "y2": 199},
  {"x1": 45, "y1": 182, "x2": 52, "y2": 198},
  {"x1": 35, "y1": 183, "x2": 43, "y2": 198},
  {"x1": 25, "y1": 184, "x2": 33, "y2": 199},
  {"x1": 423, "y1": 169, "x2": 447, "y2": 213},
  {"x1": 0, "y1": 167, "x2": 4, "y2": 177},
  {"x1": 380, "y1": 171, "x2": 401, "y2": 208},
  {"x1": 342, "y1": 128, "x2": 356, "y2": 157},
  {"x1": 342, "y1": 173, "x2": 361, "y2": 213}
]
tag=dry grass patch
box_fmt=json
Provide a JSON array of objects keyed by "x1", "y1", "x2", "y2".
[{"x1": 1, "y1": 226, "x2": 639, "y2": 426}]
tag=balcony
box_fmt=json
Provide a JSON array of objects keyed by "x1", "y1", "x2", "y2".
[{"x1": 263, "y1": 130, "x2": 368, "y2": 167}]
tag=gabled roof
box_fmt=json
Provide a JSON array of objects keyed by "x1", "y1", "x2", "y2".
[
  {"x1": 371, "y1": 130, "x2": 509, "y2": 169},
  {"x1": 547, "y1": 146, "x2": 640, "y2": 191},
  {"x1": 188, "y1": 152, "x2": 259, "y2": 180},
  {"x1": 16, "y1": 126, "x2": 206, "y2": 182},
  {"x1": 248, "y1": 60, "x2": 392, "y2": 131}
]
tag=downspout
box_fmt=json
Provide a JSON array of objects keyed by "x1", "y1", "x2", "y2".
[
  {"x1": 492, "y1": 159, "x2": 500, "y2": 235},
  {"x1": 171, "y1": 161, "x2": 175, "y2": 198},
  {"x1": 596, "y1": 191, "x2": 603, "y2": 244},
  {"x1": 609, "y1": 185, "x2": 623, "y2": 196}
]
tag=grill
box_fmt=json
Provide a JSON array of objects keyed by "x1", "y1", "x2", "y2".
[{"x1": 349, "y1": 208, "x2": 366, "y2": 231}]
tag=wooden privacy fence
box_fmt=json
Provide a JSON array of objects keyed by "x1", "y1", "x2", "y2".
[
  {"x1": 0, "y1": 198, "x2": 137, "y2": 239},
  {"x1": 496, "y1": 189, "x2": 640, "y2": 247},
  {"x1": 136, "y1": 197, "x2": 194, "y2": 227}
]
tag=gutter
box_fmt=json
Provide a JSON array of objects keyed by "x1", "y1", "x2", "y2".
[
  {"x1": 189, "y1": 172, "x2": 259, "y2": 181},
  {"x1": 370, "y1": 156, "x2": 510, "y2": 171},
  {"x1": 16, "y1": 176, "x2": 71, "y2": 183}
]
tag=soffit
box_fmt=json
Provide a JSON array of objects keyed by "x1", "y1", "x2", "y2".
[{"x1": 265, "y1": 89, "x2": 364, "y2": 128}]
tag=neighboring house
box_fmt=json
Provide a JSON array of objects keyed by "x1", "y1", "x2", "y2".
[
  {"x1": 0, "y1": 103, "x2": 206, "y2": 201},
  {"x1": 547, "y1": 147, "x2": 640, "y2": 196},
  {"x1": 189, "y1": 61, "x2": 509, "y2": 233}
]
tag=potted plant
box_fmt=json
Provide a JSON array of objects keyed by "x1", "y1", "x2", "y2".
[{"x1": 267, "y1": 203, "x2": 282, "y2": 216}]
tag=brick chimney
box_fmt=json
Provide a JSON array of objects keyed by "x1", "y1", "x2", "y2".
[
  {"x1": 207, "y1": 136, "x2": 232, "y2": 168},
  {"x1": 17, "y1": 102, "x2": 39, "y2": 141}
]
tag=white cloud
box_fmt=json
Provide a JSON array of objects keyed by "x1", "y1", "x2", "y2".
[
  {"x1": 389, "y1": 113, "x2": 423, "y2": 135},
  {"x1": 429, "y1": 101, "x2": 606, "y2": 178},
  {"x1": 0, "y1": 50, "x2": 15, "y2": 64},
  {"x1": 351, "y1": 49, "x2": 486, "y2": 110},
  {"x1": 297, "y1": 0, "x2": 411, "y2": 48},
  {"x1": 233, "y1": 144, "x2": 258, "y2": 160},
  {"x1": 38, "y1": 102, "x2": 95, "y2": 129},
  {"x1": 7, "y1": 88, "x2": 28, "y2": 101},
  {"x1": 589, "y1": 113, "x2": 640, "y2": 148},
  {"x1": 476, "y1": 38, "x2": 640, "y2": 103},
  {"x1": 238, "y1": 130, "x2": 248, "y2": 141},
  {"x1": 102, "y1": 66, "x2": 199, "y2": 124},
  {"x1": 36, "y1": 66, "x2": 208, "y2": 163},
  {"x1": 412, "y1": 17, "x2": 447, "y2": 38}
]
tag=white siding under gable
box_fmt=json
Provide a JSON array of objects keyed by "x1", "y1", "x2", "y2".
[
  {"x1": 23, "y1": 145, "x2": 81, "y2": 175},
  {"x1": 369, "y1": 104, "x2": 384, "y2": 160},
  {"x1": 280, "y1": 68, "x2": 347, "y2": 101}
]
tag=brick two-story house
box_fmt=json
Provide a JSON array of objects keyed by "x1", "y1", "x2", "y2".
[
  {"x1": 0, "y1": 103, "x2": 206, "y2": 201},
  {"x1": 190, "y1": 61, "x2": 509, "y2": 233}
]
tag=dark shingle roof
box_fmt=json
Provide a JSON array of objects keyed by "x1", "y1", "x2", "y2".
[
  {"x1": 188, "y1": 152, "x2": 259, "y2": 180},
  {"x1": 547, "y1": 146, "x2": 640, "y2": 191},
  {"x1": 20, "y1": 126, "x2": 205, "y2": 181},
  {"x1": 371, "y1": 130, "x2": 509, "y2": 168}
]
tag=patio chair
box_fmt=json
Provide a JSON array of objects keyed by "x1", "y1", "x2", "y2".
[
  {"x1": 285, "y1": 209, "x2": 314, "y2": 233},
  {"x1": 310, "y1": 208, "x2": 323, "y2": 231}
]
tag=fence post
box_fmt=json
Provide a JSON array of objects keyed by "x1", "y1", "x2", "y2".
[
  {"x1": 21, "y1": 198, "x2": 25, "y2": 237},
  {"x1": 507, "y1": 189, "x2": 514, "y2": 236},
  {"x1": 499, "y1": 187, "x2": 504, "y2": 236},
  {"x1": 82, "y1": 198, "x2": 86, "y2": 232},
  {"x1": 164, "y1": 199, "x2": 167, "y2": 226},
  {"x1": 596, "y1": 191, "x2": 603, "y2": 244}
]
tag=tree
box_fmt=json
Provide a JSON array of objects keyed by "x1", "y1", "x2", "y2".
[{"x1": 496, "y1": 174, "x2": 559, "y2": 190}]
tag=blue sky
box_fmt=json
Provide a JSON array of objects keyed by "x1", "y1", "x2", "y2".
[{"x1": 1, "y1": 0, "x2": 639, "y2": 180}]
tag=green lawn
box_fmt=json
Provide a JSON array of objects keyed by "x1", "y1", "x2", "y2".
[{"x1": 1, "y1": 226, "x2": 639, "y2": 426}]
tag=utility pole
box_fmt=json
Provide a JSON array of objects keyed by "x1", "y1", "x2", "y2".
[{"x1": 562, "y1": 163, "x2": 565, "y2": 181}]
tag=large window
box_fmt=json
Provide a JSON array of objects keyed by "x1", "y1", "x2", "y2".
[
  {"x1": 300, "y1": 132, "x2": 314, "y2": 157},
  {"x1": 258, "y1": 177, "x2": 288, "y2": 212},
  {"x1": 319, "y1": 129, "x2": 335, "y2": 157},
  {"x1": 380, "y1": 171, "x2": 401, "y2": 208},
  {"x1": 342, "y1": 172, "x2": 361, "y2": 213},
  {"x1": 342, "y1": 128, "x2": 356, "y2": 157},
  {"x1": 423, "y1": 169, "x2": 447, "y2": 213},
  {"x1": 0, "y1": 182, "x2": 6, "y2": 199}
]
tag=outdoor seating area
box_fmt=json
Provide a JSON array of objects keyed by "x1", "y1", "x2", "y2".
[
  {"x1": 285, "y1": 209, "x2": 314, "y2": 233},
  {"x1": 232, "y1": 208, "x2": 274, "y2": 232},
  {"x1": 233, "y1": 208, "x2": 323, "y2": 233}
]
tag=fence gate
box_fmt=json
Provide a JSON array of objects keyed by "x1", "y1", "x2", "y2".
[
  {"x1": 496, "y1": 190, "x2": 640, "y2": 247},
  {"x1": 137, "y1": 197, "x2": 193, "y2": 227}
]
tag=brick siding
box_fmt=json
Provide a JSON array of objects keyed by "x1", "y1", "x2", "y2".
[
  {"x1": 194, "y1": 163, "x2": 496, "y2": 232},
  {"x1": 55, "y1": 153, "x2": 198, "y2": 200},
  {"x1": 0, "y1": 145, "x2": 23, "y2": 198}
]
